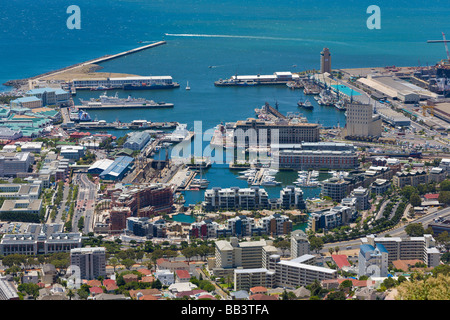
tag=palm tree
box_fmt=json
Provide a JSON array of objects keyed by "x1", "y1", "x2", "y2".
[
  {"x1": 334, "y1": 246, "x2": 340, "y2": 255},
  {"x1": 328, "y1": 248, "x2": 334, "y2": 256}
]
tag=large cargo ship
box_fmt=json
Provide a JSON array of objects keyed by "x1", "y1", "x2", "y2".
[{"x1": 78, "y1": 92, "x2": 174, "y2": 109}]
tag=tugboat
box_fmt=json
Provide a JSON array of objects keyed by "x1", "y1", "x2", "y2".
[{"x1": 297, "y1": 98, "x2": 313, "y2": 109}]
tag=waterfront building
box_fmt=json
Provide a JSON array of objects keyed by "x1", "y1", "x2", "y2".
[
  {"x1": 375, "y1": 107, "x2": 411, "y2": 127},
  {"x1": 345, "y1": 103, "x2": 382, "y2": 138},
  {"x1": 361, "y1": 234, "x2": 441, "y2": 268},
  {"x1": 25, "y1": 87, "x2": 71, "y2": 106},
  {"x1": 356, "y1": 75, "x2": 437, "y2": 103},
  {"x1": 260, "y1": 213, "x2": 293, "y2": 236},
  {"x1": 274, "y1": 149, "x2": 359, "y2": 170},
  {"x1": 320, "y1": 48, "x2": 332, "y2": 74},
  {"x1": 227, "y1": 216, "x2": 256, "y2": 237},
  {"x1": 70, "y1": 247, "x2": 107, "y2": 280},
  {"x1": 111, "y1": 184, "x2": 173, "y2": 215},
  {"x1": 308, "y1": 206, "x2": 355, "y2": 232},
  {"x1": 232, "y1": 118, "x2": 320, "y2": 148},
  {"x1": 10, "y1": 96, "x2": 42, "y2": 109},
  {"x1": 72, "y1": 76, "x2": 176, "y2": 89},
  {"x1": 123, "y1": 131, "x2": 151, "y2": 151},
  {"x1": 290, "y1": 230, "x2": 310, "y2": 259},
  {"x1": 0, "y1": 152, "x2": 34, "y2": 177},
  {"x1": 321, "y1": 178, "x2": 350, "y2": 202},
  {"x1": 203, "y1": 186, "x2": 269, "y2": 212},
  {"x1": 350, "y1": 186, "x2": 370, "y2": 211},
  {"x1": 358, "y1": 244, "x2": 389, "y2": 278},
  {"x1": 279, "y1": 186, "x2": 306, "y2": 209},
  {"x1": 189, "y1": 219, "x2": 219, "y2": 239}
]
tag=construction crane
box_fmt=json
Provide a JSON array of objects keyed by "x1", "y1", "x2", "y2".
[
  {"x1": 422, "y1": 105, "x2": 434, "y2": 117},
  {"x1": 427, "y1": 32, "x2": 450, "y2": 61}
]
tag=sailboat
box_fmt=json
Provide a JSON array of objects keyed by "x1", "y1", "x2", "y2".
[
  {"x1": 186, "y1": 81, "x2": 190, "y2": 90},
  {"x1": 191, "y1": 165, "x2": 209, "y2": 189}
]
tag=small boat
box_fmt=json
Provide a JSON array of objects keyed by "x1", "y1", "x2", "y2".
[
  {"x1": 298, "y1": 98, "x2": 313, "y2": 109},
  {"x1": 186, "y1": 81, "x2": 190, "y2": 90}
]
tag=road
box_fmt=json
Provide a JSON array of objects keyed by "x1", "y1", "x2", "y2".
[
  {"x1": 73, "y1": 173, "x2": 98, "y2": 233},
  {"x1": 321, "y1": 206, "x2": 450, "y2": 252}
]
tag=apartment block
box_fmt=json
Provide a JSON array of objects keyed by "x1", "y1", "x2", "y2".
[
  {"x1": 361, "y1": 234, "x2": 440, "y2": 268},
  {"x1": 70, "y1": 247, "x2": 107, "y2": 280}
]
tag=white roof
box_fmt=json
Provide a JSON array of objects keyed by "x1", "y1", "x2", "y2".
[
  {"x1": 278, "y1": 260, "x2": 336, "y2": 274},
  {"x1": 89, "y1": 159, "x2": 115, "y2": 171}
]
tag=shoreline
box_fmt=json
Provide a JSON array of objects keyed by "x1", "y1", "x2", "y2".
[{"x1": 2, "y1": 40, "x2": 167, "y2": 91}]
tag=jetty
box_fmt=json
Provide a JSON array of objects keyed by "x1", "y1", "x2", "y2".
[{"x1": 4, "y1": 41, "x2": 167, "y2": 91}]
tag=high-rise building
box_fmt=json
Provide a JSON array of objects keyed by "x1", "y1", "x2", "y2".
[
  {"x1": 345, "y1": 103, "x2": 382, "y2": 138},
  {"x1": 290, "y1": 230, "x2": 310, "y2": 259},
  {"x1": 320, "y1": 48, "x2": 331, "y2": 74},
  {"x1": 70, "y1": 247, "x2": 107, "y2": 280}
]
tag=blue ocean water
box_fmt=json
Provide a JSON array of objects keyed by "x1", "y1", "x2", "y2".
[{"x1": 1, "y1": 0, "x2": 449, "y2": 212}]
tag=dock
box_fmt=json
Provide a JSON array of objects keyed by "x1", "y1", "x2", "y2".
[
  {"x1": 75, "y1": 102, "x2": 174, "y2": 110},
  {"x1": 75, "y1": 121, "x2": 178, "y2": 131}
]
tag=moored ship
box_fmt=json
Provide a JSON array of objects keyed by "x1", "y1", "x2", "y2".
[{"x1": 78, "y1": 92, "x2": 174, "y2": 109}]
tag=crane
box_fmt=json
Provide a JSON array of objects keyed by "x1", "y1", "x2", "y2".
[{"x1": 427, "y1": 32, "x2": 450, "y2": 61}]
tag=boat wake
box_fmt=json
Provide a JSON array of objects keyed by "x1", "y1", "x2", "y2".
[{"x1": 164, "y1": 33, "x2": 351, "y2": 46}]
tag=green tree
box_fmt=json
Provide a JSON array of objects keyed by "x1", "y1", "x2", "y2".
[
  {"x1": 122, "y1": 259, "x2": 136, "y2": 270},
  {"x1": 405, "y1": 223, "x2": 425, "y2": 237},
  {"x1": 438, "y1": 191, "x2": 450, "y2": 205},
  {"x1": 309, "y1": 236, "x2": 324, "y2": 253},
  {"x1": 409, "y1": 193, "x2": 422, "y2": 207},
  {"x1": 440, "y1": 180, "x2": 450, "y2": 192}
]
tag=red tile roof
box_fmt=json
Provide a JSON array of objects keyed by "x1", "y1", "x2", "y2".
[
  {"x1": 87, "y1": 280, "x2": 102, "y2": 287},
  {"x1": 331, "y1": 255, "x2": 351, "y2": 269},
  {"x1": 176, "y1": 269, "x2": 190, "y2": 279},
  {"x1": 137, "y1": 268, "x2": 153, "y2": 276},
  {"x1": 250, "y1": 286, "x2": 267, "y2": 294},
  {"x1": 249, "y1": 294, "x2": 278, "y2": 301},
  {"x1": 102, "y1": 279, "x2": 116, "y2": 286},
  {"x1": 89, "y1": 287, "x2": 103, "y2": 294}
]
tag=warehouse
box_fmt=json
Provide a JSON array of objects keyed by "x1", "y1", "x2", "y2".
[{"x1": 99, "y1": 156, "x2": 134, "y2": 180}]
